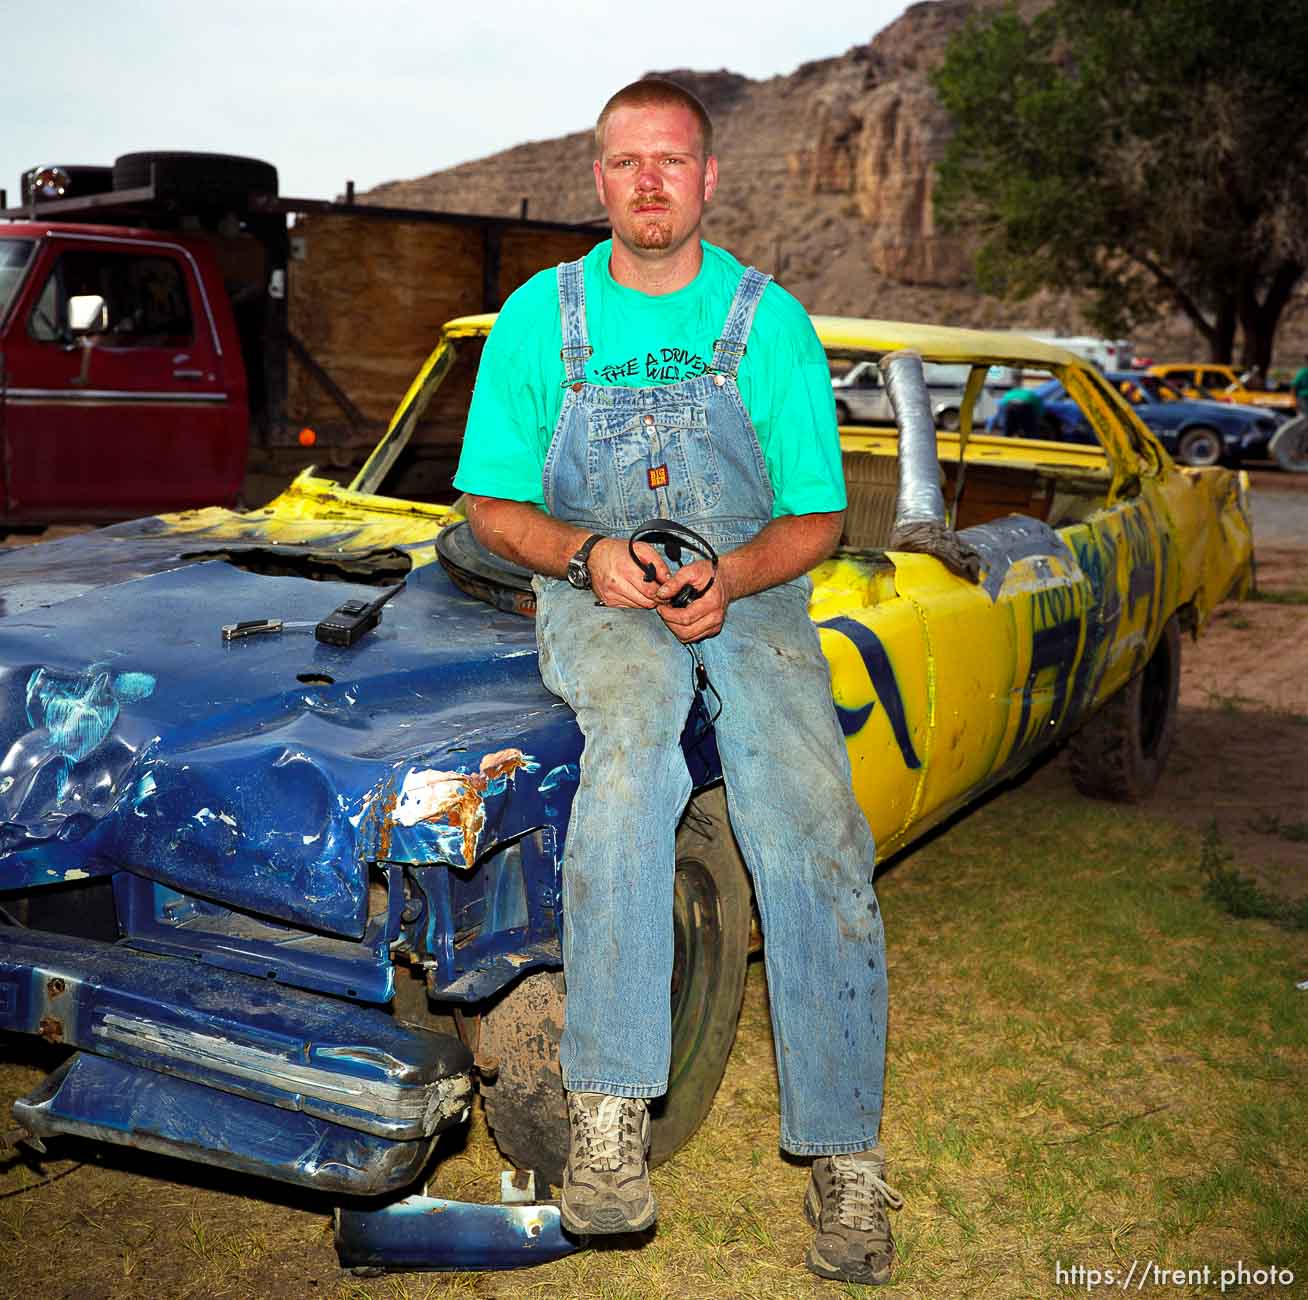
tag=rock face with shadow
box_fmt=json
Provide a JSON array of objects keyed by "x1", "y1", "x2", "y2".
[
  {"x1": 357, "y1": 0, "x2": 1308, "y2": 357},
  {"x1": 359, "y1": 2, "x2": 1053, "y2": 317}
]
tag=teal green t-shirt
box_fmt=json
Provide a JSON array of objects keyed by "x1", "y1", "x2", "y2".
[{"x1": 453, "y1": 240, "x2": 845, "y2": 518}]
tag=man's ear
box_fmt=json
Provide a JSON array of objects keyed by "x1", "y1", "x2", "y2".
[
  {"x1": 593, "y1": 159, "x2": 605, "y2": 207},
  {"x1": 703, "y1": 155, "x2": 719, "y2": 203}
]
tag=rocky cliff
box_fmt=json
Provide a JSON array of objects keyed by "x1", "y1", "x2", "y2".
[
  {"x1": 360, "y1": 2, "x2": 1019, "y2": 316},
  {"x1": 359, "y1": 0, "x2": 1305, "y2": 356}
]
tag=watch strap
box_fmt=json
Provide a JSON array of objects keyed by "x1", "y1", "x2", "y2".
[{"x1": 568, "y1": 533, "x2": 606, "y2": 588}]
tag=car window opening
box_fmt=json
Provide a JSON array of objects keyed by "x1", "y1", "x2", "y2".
[{"x1": 833, "y1": 360, "x2": 1113, "y2": 551}]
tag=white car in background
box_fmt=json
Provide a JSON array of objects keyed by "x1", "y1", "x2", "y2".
[{"x1": 831, "y1": 358, "x2": 1005, "y2": 430}]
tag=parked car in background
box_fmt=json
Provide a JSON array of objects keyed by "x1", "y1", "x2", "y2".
[
  {"x1": 831, "y1": 357, "x2": 1002, "y2": 430},
  {"x1": 0, "y1": 315, "x2": 1253, "y2": 1272},
  {"x1": 1029, "y1": 372, "x2": 1278, "y2": 466},
  {"x1": 1147, "y1": 362, "x2": 1297, "y2": 417},
  {"x1": 1026, "y1": 333, "x2": 1133, "y2": 371}
]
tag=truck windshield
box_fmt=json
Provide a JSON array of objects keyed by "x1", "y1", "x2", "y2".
[{"x1": 0, "y1": 239, "x2": 35, "y2": 319}]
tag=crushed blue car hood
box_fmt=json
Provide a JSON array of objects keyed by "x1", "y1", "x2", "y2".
[{"x1": 0, "y1": 533, "x2": 570, "y2": 938}]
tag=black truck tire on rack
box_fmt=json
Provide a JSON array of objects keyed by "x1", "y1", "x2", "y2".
[
  {"x1": 478, "y1": 785, "x2": 752, "y2": 1185},
  {"x1": 112, "y1": 152, "x2": 279, "y2": 201},
  {"x1": 1068, "y1": 613, "x2": 1181, "y2": 802}
]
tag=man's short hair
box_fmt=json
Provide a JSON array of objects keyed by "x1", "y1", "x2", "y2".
[{"x1": 595, "y1": 78, "x2": 714, "y2": 158}]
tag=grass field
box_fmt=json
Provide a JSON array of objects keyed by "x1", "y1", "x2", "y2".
[{"x1": 3, "y1": 753, "x2": 1305, "y2": 1299}]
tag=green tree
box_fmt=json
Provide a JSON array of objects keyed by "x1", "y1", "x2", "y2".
[{"x1": 931, "y1": 0, "x2": 1308, "y2": 369}]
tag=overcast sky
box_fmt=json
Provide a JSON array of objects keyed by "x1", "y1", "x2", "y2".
[{"x1": 2, "y1": 0, "x2": 911, "y2": 207}]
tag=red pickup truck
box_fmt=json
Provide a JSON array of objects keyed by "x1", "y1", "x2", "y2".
[
  {"x1": 1, "y1": 153, "x2": 601, "y2": 532},
  {"x1": 0, "y1": 219, "x2": 250, "y2": 523}
]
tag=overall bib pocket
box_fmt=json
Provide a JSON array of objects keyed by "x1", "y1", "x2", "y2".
[{"x1": 584, "y1": 402, "x2": 721, "y2": 529}]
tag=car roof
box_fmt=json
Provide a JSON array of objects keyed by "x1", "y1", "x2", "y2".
[{"x1": 441, "y1": 312, "x2": 1086, "y2": 370}]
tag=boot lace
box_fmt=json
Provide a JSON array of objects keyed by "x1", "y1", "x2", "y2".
[
  {"x1": 574, "y1": 1096, "x2": 641, "y2": 1173},
  {"x1": 828, "y1": 1153, "x2": 904, "y2": 1231}
]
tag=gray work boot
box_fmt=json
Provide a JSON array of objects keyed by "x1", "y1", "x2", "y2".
[
  {"x1": 559, "y1": 1092, "x2": 656, "y2": 1234},
  {"x1": 804, "y1": 1145, "x2": 903, "y2": 1285}
]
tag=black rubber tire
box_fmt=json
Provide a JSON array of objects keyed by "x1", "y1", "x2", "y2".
[
  {"x1": 937, "y1": 406, "x2": 961, "y2": 432},
  {"x1": 112, "y1": 151, "x2": 278, "y2": 201},
  {"x1": 1270, "y1": 414, "x2": 1308, "y2": 473},
  {"x1": 834, "y1": 400, "x2": 852, "y2": 425},
  {"x1": 1068, "y1": 614, "x2": 1180, "y2": 802},
  {"x1": 478, "y1": 786, "x2": 752, "y2": 1185},
  {"x1": 1175, "y1": 425, "x2": 1223, "y2": 468}
]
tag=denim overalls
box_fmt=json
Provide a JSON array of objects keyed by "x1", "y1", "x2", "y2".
[{"x1": 533, "y1": 257, "x2": 888, "y2": 1155}]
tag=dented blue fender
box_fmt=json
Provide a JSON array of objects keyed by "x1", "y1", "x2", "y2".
[
  {"x1": 0, "y1": 554, "x2": 569, "y2": 936},
  {"x1": 0, "y1": 523, "x2": 711, "y2": 1270}
]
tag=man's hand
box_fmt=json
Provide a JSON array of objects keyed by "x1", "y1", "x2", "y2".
[
  {"x1": 589, "y1": 538, "x2": 670, "y2": 609},
  {"x1": 463, "y1": 497, "x2": 845, "y2": 640},
  {"x1": 654, "y1": 511, "x2": 846, "y2": 640},
  {"x1": 654, "y1": 558, "x2": 728, "y2": 641}
]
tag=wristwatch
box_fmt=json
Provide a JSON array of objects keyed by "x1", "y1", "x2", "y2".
[{"x1": 566, "y1": 533, "x2": 606, "y2": 590}]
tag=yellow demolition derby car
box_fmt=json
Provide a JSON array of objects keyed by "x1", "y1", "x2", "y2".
[
  {"x1": 380, "y1": 314, "x2": 1254, "y2": 850},
  {"x1": 0, "y1": 314, "x2": 1252, "y2": 1266}
]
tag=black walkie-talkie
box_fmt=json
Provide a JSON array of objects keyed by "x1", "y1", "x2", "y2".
[{"x1": 314, "y1": 583, "x2": 405, "y2": 647}]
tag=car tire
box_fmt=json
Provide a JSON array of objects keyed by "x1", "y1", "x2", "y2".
[
  {"x1": 1068, "y1": 613, "x2": 1180, "y2": 802},
  {"x1": 478, "y1": 786, "x2": 751, "y2": 1185},
  {"x1": 111, "y1": 151, "x2": 279, "y2": 201},
  {"x1": 936, "y1": 406, "x2": 961, "y2": 432},
  {"x1": 1175, "y1": 426, "x2": 1223, "y2": 467},
  {"x1": 835, "y1": 400, "x2": 852, "y2": 425},
  {"x1": 1270, "y1": 415, "x2": 1308, "y2": 473}
]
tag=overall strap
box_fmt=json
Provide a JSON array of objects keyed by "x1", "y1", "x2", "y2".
[
  {"x1": 710, "y1": 266, "x2": 773, "y2": 378},
  {"x1": 556, "y1": 258, "x2": 593, "y2": 384}
]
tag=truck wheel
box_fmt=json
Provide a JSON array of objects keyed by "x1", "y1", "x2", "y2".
[
  {"x1": 1175, "y1": 426, "x2": 1222, "y2": 467},
  {"x1": 937, "y1": 406, "x2": 961, "y2": 431},
  {"x1": 478, "y1": 786, "x2": 752, "y2": 1185},
  {"x1": 112, "y1": 152, "x2": 278, "y2": 201},
  {"x1": 1270, "y1": 415, "x2": 1308, "y2": 473},
  {"x1": 1068, "y1": 614, "x2": 1180, "y2": 802}
]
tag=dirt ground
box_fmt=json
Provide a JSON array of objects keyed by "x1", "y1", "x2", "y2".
[
  {"x1": 1149, "y1": 470, "x2": 1306, "y2": 906},
  {"x1": 0, "y1": 469, "x2": 1303, "y2": 1296}
]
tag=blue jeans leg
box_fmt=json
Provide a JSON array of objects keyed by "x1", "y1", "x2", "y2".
[
  {"x1": 699, "y1": 579, "x2": 887, "y2": 1156},
  {"x1": 534, "y1": 577, "x2": 696, "y2": 1098}
]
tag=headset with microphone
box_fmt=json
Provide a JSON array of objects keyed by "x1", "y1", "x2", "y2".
[{"x1": 627, "y1": 518, "x2": 719, "y2": 607}]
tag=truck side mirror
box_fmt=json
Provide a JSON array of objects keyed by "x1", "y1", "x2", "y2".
[{"x1": 67, "y1": 293, "x2": 108, "y2": 334}]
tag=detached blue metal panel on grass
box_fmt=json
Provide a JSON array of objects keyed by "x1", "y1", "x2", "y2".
[{"x1": 335, "y1": 1192, "x2": 581, "y2": 1271}]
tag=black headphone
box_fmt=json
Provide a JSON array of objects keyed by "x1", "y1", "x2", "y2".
[{"x1": 628, "y1": 518, "x2": 719, "y2": 607}]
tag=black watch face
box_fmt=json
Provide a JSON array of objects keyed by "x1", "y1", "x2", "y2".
[{"x1": 567, "y1": 558, "x2": 590, "y2": 589}]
